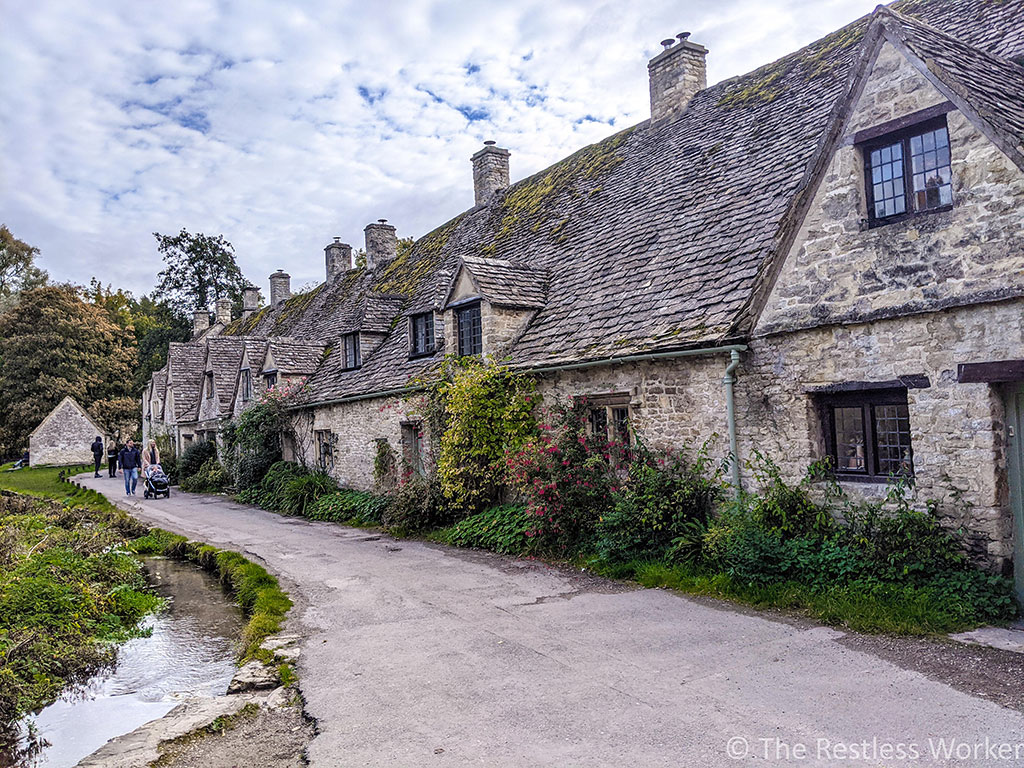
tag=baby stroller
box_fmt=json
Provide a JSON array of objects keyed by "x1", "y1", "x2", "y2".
[{"x1": 143, "y1": 464, "x2": 171, "y2": 499}]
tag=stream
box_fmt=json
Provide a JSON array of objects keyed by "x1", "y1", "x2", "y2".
[{"x1": 3, "y1": 556, "x2": 244, "y2": 768}]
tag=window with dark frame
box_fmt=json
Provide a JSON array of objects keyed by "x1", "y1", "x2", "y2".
[
  {"x1": 822, "y1": 389, "x2": 914, "y2": 480},
  {"x1": 410, "y1": 312, "x2": 435, "y2": 357},
  {"x1": 241, "y1": 369, "x2": 252, "y2": 401},
  {"x1": 204, "y1": 371, "x2": 214, "y2": 399},
  {"x1": 264, "y1": 371, "x2": 277, "y2": 389},
  {"x1": 401, "y1": 422, "x2": 425, "y2": 477},
  {"x1": 583, "y1": 393, "x2": 633, "y2": 467},
  {"x1": 863, "y1": 116, "x2": 952, "y2": 225},
  {"x1": 315, "y1": 429, "x2": 334, "y2": 471},
  {"x1": 341, "y1": 332, "x2": 361, "y2": 370},
  {"x1": 456, "y1": 303, "x2": 482, "y2": 357}
]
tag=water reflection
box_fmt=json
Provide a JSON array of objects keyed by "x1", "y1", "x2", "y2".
[{"x1": 2, "y1": 557, "x2": 243, "y2": 768}]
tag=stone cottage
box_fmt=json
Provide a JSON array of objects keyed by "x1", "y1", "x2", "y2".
[
  {"x1": 29, "y1": 396, "x2": 106, "y2": 466},
  {"x1": 142, "y1": 0, "x2": 1024, "y2": 602}
]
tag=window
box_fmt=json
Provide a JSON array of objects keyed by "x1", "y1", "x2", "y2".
[
  {"x1": 456, "y1": 303, "x2": 482, "y2": 356},
  {"x1": 401, "y1": 422, "x2": 425, "y2": 477},
  {"x1": 241, "y1": 369, "x2": 252, "y2": 401},
  {"x1": 864, "y1": 117, "x2": 952, "y2": 225},
  {"x1": 822, "y1": 389, "x2": 914, "y2": 479},
  {"x1": 315, "y1": 429, "x2": 335, "y2": 471},
  {"x1": 341, "y1": 333, "x2": 361, "y2": 370},
  {"x1": 410, "y1": 313, "x2": 436, "y2": 358},
  {"x1": 204, "y1": 372, "x2": 214, "y2": 399},
  {"x1": 583, "y1": 393, "x2": 633, "y2": 466},
  {"x1": 264, "y1": 371, "x2": 278, "y2": 389}
]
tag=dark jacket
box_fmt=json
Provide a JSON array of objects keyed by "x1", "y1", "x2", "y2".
[
  {"x1": 91, "y1": 439, "x2": 104, "y2": 458},
  {"x1": 118, "y1": 446, "x2": 142, "y2": 470}
]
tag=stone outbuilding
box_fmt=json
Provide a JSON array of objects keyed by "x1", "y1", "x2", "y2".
[{"x1": 29, "y1": 396, "x2": 105, "y2": 467}]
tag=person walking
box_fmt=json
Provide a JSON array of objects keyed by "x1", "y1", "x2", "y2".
[
  {"x1": 90, "y1": 436, "x2": 104, "y2": 478},
  {"x1": 142, "y1": 440, "x2": 161, "y2": 475},
  {"x1": 118, "y1": 439, "x2": 142, "y2": 496},
  {"x1": 107, "y1": 442, "x2": 118, "y2": 477}
]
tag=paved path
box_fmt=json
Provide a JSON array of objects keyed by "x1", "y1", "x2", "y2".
[{"x1": 79, "y1": 475, "x2": 1024, "y2": 767}]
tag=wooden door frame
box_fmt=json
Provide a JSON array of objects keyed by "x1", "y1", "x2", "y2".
[{"x1": 1005, "y1": 382, "x2": 1024, "y2": 608}]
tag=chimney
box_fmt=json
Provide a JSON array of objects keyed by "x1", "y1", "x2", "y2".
[
  {"x1": 215, "y1": 297, "x2": 232, "y2": 325},
  {"x1": 325, "y1": 237, "x2": 353, "y2": 282},
  {"x1": 242, "y1": 287, "x2": 260, "y2": 318},
  {"x1": 364, "y1": 220, "x2": 396, "y2": 269},
  {"x1": 269, "y1": 269, "x2": 291, "y2": 305},
  {"x1": 648, "y1": 32, "x2": 707, "y2": 121},
  {"x1": 192, "y1": 309, "x2": 210, "y2": 338},
  {"x1": 471, "y1": 141, "x2": 510, "y2": 206}
]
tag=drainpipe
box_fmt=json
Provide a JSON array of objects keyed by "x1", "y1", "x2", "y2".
[{"x1": 724, "y1": 348, "x2": 742, "y2": 497}]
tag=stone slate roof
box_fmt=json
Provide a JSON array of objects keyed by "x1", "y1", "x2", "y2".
[
  {"x1": 167, "y1": 342, "x2": 207, "y2": 421},
  {"x1": 205, "y1": 337, "x2": 246, "y2": 413},
  {"x1": 265, "y1": 338, "x2": 327, "y2": 375},
  {"x1": 881, "y1": 8, "x2": 1024, "y2": 168},
  {"x1": 361, "y1": 294, "x2": 405, "y2": 334},
  {"x1": 453, "y1": 257, "x2": 549, "y2": 309},
  {"x1": 203, "y1": 0, "x2": 1024, "y2": 409}
]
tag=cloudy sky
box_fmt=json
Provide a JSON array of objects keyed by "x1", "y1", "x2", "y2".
[{"x1": 2, "y1": 0, "x2": 884, "y2": 300}]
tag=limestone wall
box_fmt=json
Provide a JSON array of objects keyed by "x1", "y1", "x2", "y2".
[{"x1": 29, "y1": 399, "x2": 104, "y2": 467}]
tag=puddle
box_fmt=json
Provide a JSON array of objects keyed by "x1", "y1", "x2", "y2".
[{"x1": 2, "y1": 557, "x2": 243, "y2": 768}]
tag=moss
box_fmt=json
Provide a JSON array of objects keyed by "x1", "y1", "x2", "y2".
[
  {"x1": 492, "y1": 126, "x2": 636, "y2": 245},
  {"x1": 374, "y1": 214, "x2": 464, "y2": 296},
  {"x1": 223, "y1": 307, "x2": 268, "y2": 337},
  {"x1": 272, "y1": 284, "x2": 324, "y2": 335}
]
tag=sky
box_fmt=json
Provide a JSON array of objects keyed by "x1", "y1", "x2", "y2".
[{"x1": 2, "y1": 0, "x2": 887, "y2": 301}]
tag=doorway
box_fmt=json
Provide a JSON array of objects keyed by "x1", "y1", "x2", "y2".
[{"x1": 1005, "y1": 382, "x2": 1024, "y2": 608}]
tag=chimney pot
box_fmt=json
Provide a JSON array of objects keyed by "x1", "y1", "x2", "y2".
[
  {"x1": 470, "y1": 142, "x2": 511, "y2": 207},
  {"x1": 484, "y1": 140, "x2": 496, "y2": 146},
  {"x1": 215, "y1": 297, "x2": 232, "y2": 326},
  {"x1": 269, "y1": 269, "x2": 291, "y2": 306},
  {"x1": 648, "y1": 33, "x2": 707, "y2": 121},
  {"x1": 364, "y1": 221, "x2": 397, "y2": 269},
  {"x1": 325, "y1": 239, "x2": 354, "y2": 282},
  {"x1": 661, "y1": 38, "x2": 676, "y2": 49},
  {"x1": 192, "y1": 309, "x2": 210, "y2": 338}
]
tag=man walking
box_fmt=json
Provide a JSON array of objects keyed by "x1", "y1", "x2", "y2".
[
  {"x1": 90, "y1": 435, "x2": 104, "y2": 478},
  {"x1": 118, "y1": 439, "x2": 142, "y2": 496}
]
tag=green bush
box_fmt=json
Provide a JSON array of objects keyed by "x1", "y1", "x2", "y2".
[
  {"x1": 594, "y1": 442, "x2": 720, "y2": 564},
  {"x1": 178, "y1": 440, "x2": 217, "y2": 482},
  {"x1": 746, "y1": 453, "x2": 834, "y2": 538},
  {"x1": 236, "y1": 461, "x2": 308, "y2": 511},
  {"x1": 281, "y1": 473, "x2": 337, "y2": 517},
  {"x1": 307, "y1": 490, "x2": 388, "y2": 525},
  {"x1": 443, "y1": 504, "x2": 537, "y2": 554},
  {"x1": 381, "y1": 476, "x2": 451, "y2": 533},
  {"x1": 219, "y1": 389, "x2": 294, "y2": 491},
  {"x1": 180, "y1": 456, "x2": 229, "y2": 493}
]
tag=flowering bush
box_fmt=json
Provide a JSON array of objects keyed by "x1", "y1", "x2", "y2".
[{"x1": 508, "y1": 398, "x2": 617, "y2": 554}]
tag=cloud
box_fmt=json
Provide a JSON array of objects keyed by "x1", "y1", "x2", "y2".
[{"x1": 1, "y1": 0, "x2": 883, "y2": 300}]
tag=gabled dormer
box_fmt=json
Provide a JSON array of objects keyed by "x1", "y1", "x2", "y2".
[
  {"x1": 442, "y1": 256, "x2": 548, "y2": 358},
  {"x1": 259, "y1": 337, "x2": 328, "y2": 390}
]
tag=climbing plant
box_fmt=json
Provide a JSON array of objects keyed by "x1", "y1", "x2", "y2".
[
  {"x1": 221, "y1": 385, "x2": 298, "y2": 490},
  {"x1": 414, "y1": 357, "x2": 538, "y2": 515}
]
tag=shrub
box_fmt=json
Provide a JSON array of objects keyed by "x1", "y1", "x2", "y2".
[
  {"x1": 281, "y1": 473, "x2": 337, "y2": 517},
  {"x1": 221, "y1": 386, "x2": 299, "y2": 491},
  {"x1": 307, "y1": 489, "x2": 388, "y2": 525},
  {"x1": 373, "y1": 439, "x2": 398, "y2": 491},
  {"x1": 444, "y1": 505, "x2": 537, "y2": 554},
  {"x1": 180, "y1": 456, "x2": 229, "y2": 493},
  {"x1": 594, "y1": 441, "x2": 720, "y2": 564},
  {"x1": 178, "y1": 440, "x2": 217, "y2": 482},
  {"x1": 236, "y1": 461, "x2": 308, "y2": 511},
  {"x1": 381, "y1": 476, "x2": 451, "y2": 533},
  {"x1": 746, "y1": 453, "x2": 834, "y2": 539}
]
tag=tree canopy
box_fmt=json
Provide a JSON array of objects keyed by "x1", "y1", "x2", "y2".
[
  {"x1": 0, "y1": 225, "x2": 48, "y2": 312},
  {"x1": 153, "y1": 228, "x2": 248, "y2": 313},
  {"x1": 0, "y1": 285, "x2": 136, "y2": 456}
]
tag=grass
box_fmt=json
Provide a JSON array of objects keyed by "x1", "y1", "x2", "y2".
[{"x1": 0, "y1": 463, "x2": 124, "y2": 515}]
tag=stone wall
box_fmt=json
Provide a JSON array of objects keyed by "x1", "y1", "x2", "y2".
[
  {"x1": 29, "y1": 398, "x2": 104, "y2": 467},
  {"x1": 442, "y1": 300, "x2": 534, "y2": 358},
  {"x1": 648, "y1": 39, "x2": 707, "y2": 121},
  {"x1": 757, "y1": 42, "x2": 1024, "y2": 336}
]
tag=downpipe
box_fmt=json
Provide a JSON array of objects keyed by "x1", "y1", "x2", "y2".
[{"x1": 724, "y1": 349, "x2": 742, "y2": 497}]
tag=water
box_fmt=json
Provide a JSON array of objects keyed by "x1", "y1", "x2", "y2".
[{"x1": 4, "y1": 557, "x2": 244, "y2": 768}]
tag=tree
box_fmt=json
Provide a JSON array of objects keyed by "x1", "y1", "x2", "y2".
[
  {"x1": 89, "y1": 397, "x2": 141, "y2": 445},
  {"x1": 0, "y1": 285, "x2": 135, "y2": 457},
  {"x1": 0, "y1": 225, "x2": 48, "y2": 312},
  {"x1": 153, "y1": 229, "x2": 247, "y2": 313},
  {"x1": 130, "y1": 295, "x2": 191, "y2": 395}
]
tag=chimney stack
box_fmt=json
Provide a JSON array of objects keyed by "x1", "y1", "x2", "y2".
[
  {"x1": 269, "y1": 269, "x2": 291, "y2": 305},
  {"x1": 471, "y1": 141, "x2": 510, "y2": 206},
  {"x1": 364, "y1": 220, "x2": 396, "y2": 269},
  {"x1": 192, "y1": 309, "x2": 210, "y2": 338},
  {"x1": 325, "y1": 237, "x2": 353, "y2": 282},
  {"x1": 648, "y1": 32, "x2": 707, "y2": 121},
  {"x1": 242, "y1": 287, "x2": 260, "y2": 318},
  {"x1": 215, "y1": 297, "x2": 232, "y2": 326}
]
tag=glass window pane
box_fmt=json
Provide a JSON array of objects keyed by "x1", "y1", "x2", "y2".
[
  {"x1": 873, "y1": 404, "x2": 913, "y2": 476},
  {"x1": 833, "y1": 407, "x2": 866, "y2": 472},
  {"x1": 909, "y1": 125, "x2": 952, "y2": 211},
  {"x1": 867, "y1": 140, "x2": 905, "y2": 220}
]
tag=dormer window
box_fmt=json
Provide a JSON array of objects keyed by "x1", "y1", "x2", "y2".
[
  {"x1": 264, "y1": 371, "x2": 277, "y2": 388},
  {"x1": 204, "y1": 372, "x2": 214, "y2": 399},
  {"x1": 409, "y1": 312, "x2": 435, "y2": 358},
  {"x1": 863, "y1": 116, "x2": 952, "y2": 226},
  {"x1": 241, "y1": 368, "x2": 252, "y2": 401},
  {"x1": 456, "y1": 303, "x2": 482, "y2": 357},
  {"x1": 341, "y1": 332, "x2": 361, "y2": 370}
]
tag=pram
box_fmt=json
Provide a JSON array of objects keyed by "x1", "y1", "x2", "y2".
[{"x1": 143, "y1": 464, "x2": 171, "y2": 499}]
